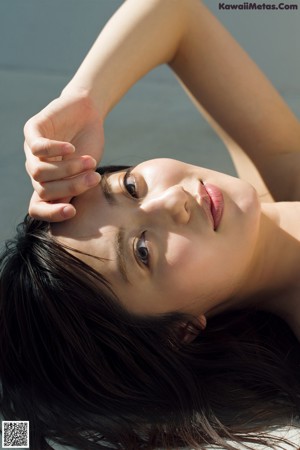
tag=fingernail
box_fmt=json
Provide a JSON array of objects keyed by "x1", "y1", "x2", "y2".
[
  {"x1": 85, "y1": 172, "x2": 101, "y2": 187},
  {"x1": 62, "y1": 205, "x2": 76, "y2": 218},
  {"x1": 82, "y1": 157, "x2": 96, "y2": 170},
  {"x1": 63, "y1": 144, "x2": 75, "y2": 154}
]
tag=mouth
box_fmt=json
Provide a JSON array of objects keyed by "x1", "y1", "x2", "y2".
[
  {"x1": 203, "y1": 182, "x2": 224, "y2": 230},
  {"x1": 197, "y1": 181, "x2": 224, "y2": 230}
]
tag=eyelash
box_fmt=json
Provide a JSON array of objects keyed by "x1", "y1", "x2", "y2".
[
  {"x1": 123, "y1": 169, "x2": 138, "y2": 198},
  {"x1": 134, "y1": 232, "x2": 150, "y2": 268},
  {"x1": 123, "y1": 170, "x2": 151, "y2": 269}
]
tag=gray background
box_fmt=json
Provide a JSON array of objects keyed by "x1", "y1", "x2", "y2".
[
  {"x1": 0, "y1": 0, "x2": 299, "y2": 246},
  {"x1": 0, "y1": 0, "x2": 299, "y2": 448}
]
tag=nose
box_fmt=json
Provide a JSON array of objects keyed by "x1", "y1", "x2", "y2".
[{"x1": 141, "y1": 185, "x2": 191, "y2": 225}]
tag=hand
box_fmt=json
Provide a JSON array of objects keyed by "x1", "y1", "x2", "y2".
[{"x1": 24, "y1": 92, "x2": 103, "y2": 222}]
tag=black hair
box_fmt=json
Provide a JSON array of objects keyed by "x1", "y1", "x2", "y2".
[{"x1": 0, "y1": 166, "x2": 300, "y2": 450}]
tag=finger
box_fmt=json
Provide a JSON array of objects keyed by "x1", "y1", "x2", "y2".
[
  {"x1": 32, "y1": 171, "x2": 101, "y2": 202},
  {"x1": 29, "y1": 201, "x2": 76, "y2": 222},
  {"x1": 24, "y1": 137, "x2": 75, "y2": 159},
  {"x1": 27, "y1": 155, "x2": 97, "y2": 183},
  {"x1": 24, "y1": 116, "x2": 75, "y2": 158},
  {"x1": 28, "y1": 192, "x2": 76, "y2": 222}
]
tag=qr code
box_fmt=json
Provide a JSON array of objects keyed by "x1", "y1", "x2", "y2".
[{"x1": 2, "y1": 421, "x2": 29, "y2": 448}]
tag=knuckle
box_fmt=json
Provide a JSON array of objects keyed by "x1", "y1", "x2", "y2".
[
  {"x1": 47, "y1": 210, "x2": 60, "y2": 223},
  {"x1": 28, "y1": 203, "x2": 39, "y2": 220},
  {"x1": 64, "y1": 161, "x2": 75, "y2": 178},
  {"x1": 28, "y1": 209, "x2": 36, "y2": 219},
  {"x1": 31, "y1": 138, "x2": 49, "y2": 157},
  {"x1": 31, "y1": 178, "x2": 39, "y2": 192},
  {"x1": 23, "y1": 119, "x2": 32, "y2": 136},
  {"x1": 25, "y1": 161, "x2": 30, "y2": 175},
  {"x1": 66, "y1": 179, "x2": 80, "y2": 197},
  {"x1": 30, "y1": 164, "x2": 44, "y2": 182},
  {"x1": 30, "y1": 138, "x2": 39, "y2": 153},
  {"x1": 23, "y1": 140, "x2": 28, "y2": 155},
  {"x1": 35, "y1": 184, "x2": 47, "y2": 200}
]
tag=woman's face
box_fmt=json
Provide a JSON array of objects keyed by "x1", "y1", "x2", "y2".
[{"x1": 51, "y1": 159, "x2": 261, "y2": 317}]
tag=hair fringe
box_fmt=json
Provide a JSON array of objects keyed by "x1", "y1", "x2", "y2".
[{"x1": 0, "y1": 211, "x2": 300, "y2": 450}]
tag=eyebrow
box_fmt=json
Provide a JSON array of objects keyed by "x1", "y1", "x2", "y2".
[
  {"x1": 115, "y1": 228, "x2": 130, "y2": 284},
  {"x1": 99, "y1": 173, "x2": 130, "y2": 284},
  {"x1": 100, "y1": 173, "x2": 117, "y2": 205}
]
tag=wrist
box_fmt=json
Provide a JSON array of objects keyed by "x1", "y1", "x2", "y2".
[{"x1": 60, "y1": 84, "x2": 107, "y2": 122}]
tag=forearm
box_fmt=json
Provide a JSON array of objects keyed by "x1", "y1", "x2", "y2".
[
  {"x1": 62, "y1": 0, "x2": 300, "y2": 200},
  {"x1": 168, "y1": 0, "x2": 300, "y2": 200},
  {"x1": 64, "y1": 0, "x2": 299, "y2": 154},
  {"x1": 62, "y1": 0, "x2": 188, "y2": 119}
]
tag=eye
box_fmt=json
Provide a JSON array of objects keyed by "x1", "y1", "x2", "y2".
[
  {"x1": 135, "y1": 232, "x2": 150, "y2": 267},
  {"x1": 124, "y1": 169, "x2": 138, "y2": 198}
]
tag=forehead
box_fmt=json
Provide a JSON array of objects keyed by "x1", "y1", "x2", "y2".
[
  {"x1": 50, "y1": 182, "x2": 119, "y2": 262},
  {"x1": 51, "y1": 173, "x2": 119, "y2": 236},
  {"x1": 50, "y1": 170, "x2": 144, "y2": 292}
]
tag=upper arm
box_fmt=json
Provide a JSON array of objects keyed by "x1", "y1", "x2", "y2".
[{"x1": 169, "y1": 0, "x2": 300, "y2": 201}]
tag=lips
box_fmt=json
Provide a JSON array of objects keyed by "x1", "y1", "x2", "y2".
[
  {"x1": 203, "y1": 183, "x2": 224, "y2": 230},
  {"x1": 196, "y1": 181, "x2": 224, "y2": 230}
]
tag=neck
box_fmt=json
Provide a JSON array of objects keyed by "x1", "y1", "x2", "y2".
[
  {"x1": 240, "y1": 202, "x2": 300, "y2": 335},
  {"x1": 211, "y1": 202, "x2": 300, "y2": 334}
]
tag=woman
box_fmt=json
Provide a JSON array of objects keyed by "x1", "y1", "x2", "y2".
[{"x1": 1, "y1": 0, "x2": 300, "y2": 449}]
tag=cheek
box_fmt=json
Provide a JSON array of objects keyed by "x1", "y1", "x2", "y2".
[
  {"x1": 140, "y1": 159, "x2": 188, "y2": 188},
  {"x1": 161, "y1": 231, "x2": 246, "y2": 302},
  {"x1": 165, "y1": 233, "x2": 197, "y2": 267},
  {"x1": 161, "y1": 234, "x2": 205, "y2": 294},
  {"x1": 158, "y1": 234, "x2": 224, "y2": 311}
]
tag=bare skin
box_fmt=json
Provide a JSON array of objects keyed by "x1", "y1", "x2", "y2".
[
  {"x1": 50, "y1": 159, "x2": 300, "y2": 340},
  {"x1": 23, "y1": 0, "x2": 300, "y2": 339}
]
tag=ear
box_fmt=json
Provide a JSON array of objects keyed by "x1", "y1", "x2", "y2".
[{"x1": 178, "y1": 315, "x2": 207, "y2": 344}]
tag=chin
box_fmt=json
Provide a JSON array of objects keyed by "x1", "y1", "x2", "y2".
[
  {"x1": 223, "y1": 179, "x2": 261, "y2": 242},
  {"x1": 232, "y1": 178, "x2": 260, "y2": 215},
  {"x1": 244, "y1": 182, "x2": 261, "y2": 216},
  {"x1": 239, "y1": 183, "x2": 262, "y2": 240}
]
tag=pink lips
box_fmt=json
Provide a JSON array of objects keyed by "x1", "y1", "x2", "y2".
[
  {"x1": 203, "y1": 183, "x2": 224, "y2": 230},
  {"x1": 197, "y1": 181, "x2": 224, "y2": 230}
]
